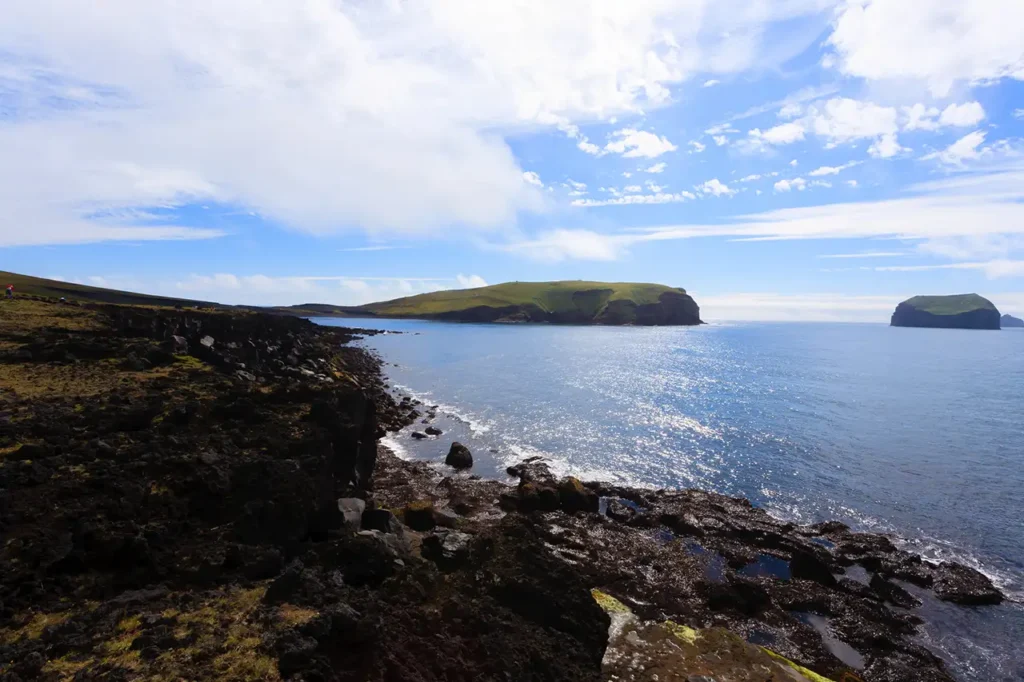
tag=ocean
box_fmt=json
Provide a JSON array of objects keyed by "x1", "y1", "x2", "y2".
[{"x1": 312, "y1": 317, "x2": 1024, "y2": 681}]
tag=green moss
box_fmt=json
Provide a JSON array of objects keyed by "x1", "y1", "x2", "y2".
[
  {"x1": 663, "y1": 619, "x2": 699, "y2": 645},
  {"x1": 762, "y1": 647, "x2": 838, "y2": 682},
  {"x1": 591, "y1": 589, "x2": 631, "y2": 614}
]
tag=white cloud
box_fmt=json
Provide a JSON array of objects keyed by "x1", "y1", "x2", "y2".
[
  {"x1": 939, "y1": 102, "x2": 986, "y2": 127},
  {"x1": 697, "y1": 178, "x2": 735, "y2": 197},
  {"x1": 774, "y1": 177, "x2": 806, "y2": 192},
  {"x1": 705, "y1": 124, "x2": 739, "y2": 136},
  {"x1": 875, "y1": 260, "x2": 1024, "y2": 279},
  {"x1": 169, "y1": 273, "x2": 473, "y2": 307},
  {"x1": 746, "y1": 122, "x2": 806, "y2": 148},
  {"x1": 739, "y1": 174, "x2": 762, "y2": 182},
  {"x1": 826, "y1": 0, "x2": 1024, "y2": 96},
  {"x1": 712, "y1": 135, "x2": 730, "y2": 147},
  {"x1": 605, "y1": 128, "x2": 678, "y2": 158},
  {"x1": 566, "y1": 179, "x2": 588, "y2": 191},
  {"x1": 921, "y1": 130, "x2": 988, "y2": 165},
  {"x1": 901, "y1": 101, "x2": 987, "y2": 132},
  {"x1": 818, "y1": 251, "x2": 907, "y2": 259},
  {"x1": 455, "y1": 274, "x2": 488, "y2": 289},
  {"x1": 643, "y1": 162, "x2": 667, "y2": 173},
  {"x1": 338, "y1": 245, "x2": 407, "y2": 252},
  {"x1": 846, "y1": 179, "x2": 858, "y2": 188},
  {"x1": 1015, "y1": 109, "x2": 1024, "y2": 120},
  {"x1": 809, "y1": 180, "x2": 832, "y2": 188},
  {"x1": 702, "y1": 79, "x2": 720, "y2": 87},
  {"x1": 620, "y1": 166, "x2": 1024, "y2": 253},
  {"x1": 902, "y1": 104, "x2": 941, "y2": 132},
  {"x1": 790, "y1": 159, "x2": 798, "y2": 166},
  {"x1": 571, "y1": 190, "x2": 695, "y2": 207},
  {"x1": 0, "y1": 0, "x2": 839, "y2": 246},
  {"x1": 688, "y1": 141, "x2": 706, "y2": 153},
  {"x1": 868, "y1": 133, "x2": 908, "y2": 159},
  {"x1": 808, "y1": 97, "x2": 899, "y2": 145},
  {"x1": 523, "y1": 171, "x2": 544, "y2": 187},
  {"x1": 624, "y1": 185, "x2": 643, "y2": 193},
  {"x1": 622, "y1": 172, "x2": 633, "y2": 178},
  {"x1": 501, "y1": 229, "x2": 624, "y2": 262},
  {"x1": 808, "y1": 161, "x2": 860, "y2": 176},
  {"x1": 778, "y1": 103, "x2": 803, "y2": 119},
  {"x1": 645, "y1": 180, "x2": 664, "y2": 192}
]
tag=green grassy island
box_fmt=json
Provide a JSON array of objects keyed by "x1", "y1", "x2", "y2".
[
  {"x1": 891, "y1": 294, "x2": 1001, "y2": 330},
  {"x1": 333, "y1": 281, "x2": 703, "y2": 326}
]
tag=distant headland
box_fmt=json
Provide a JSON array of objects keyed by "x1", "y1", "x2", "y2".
[{"x1": 323, "y1": 281, "x2": 704, "y2": 326}]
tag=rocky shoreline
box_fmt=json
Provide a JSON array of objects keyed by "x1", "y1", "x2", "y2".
[{"x1": 0, "y1": 299, "x2": 1005, "y2": 681}]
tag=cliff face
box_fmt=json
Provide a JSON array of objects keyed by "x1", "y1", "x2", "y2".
[
  {"x1": 1001, "y1": 313, "x2": 1024, "y2": 328},
  {"x1": 891, "y1": 295, "x2": 1001, "y2": 330}
]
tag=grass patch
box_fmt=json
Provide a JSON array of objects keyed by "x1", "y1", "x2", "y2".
[
  {"x1": 277, "y1": 604, "x2": 319, "y2": 627},
  {"x1": 0, "y1": 611, "x2": 72, "y2": 644}
]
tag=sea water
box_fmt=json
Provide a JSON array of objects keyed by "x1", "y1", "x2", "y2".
[{"x1": 313, "y1": 317, "x2": 1024, "y2": 681}]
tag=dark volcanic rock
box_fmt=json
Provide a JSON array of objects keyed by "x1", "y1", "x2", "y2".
[
  {"x1": 445, "y1": 441, "x2": 473, "y2": 469},
  {"x1": 932, "y1": 561, "x2": 1004, "y2": 605}
]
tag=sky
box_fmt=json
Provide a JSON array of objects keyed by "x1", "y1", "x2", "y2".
[{"x1": 2, "y1": 0, "x2": 1024, "y2": 322}]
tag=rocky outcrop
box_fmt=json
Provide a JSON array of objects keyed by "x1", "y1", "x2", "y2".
[
  {"x1": 445, "y1": 442, "x2": 473, "y2": 469},
  {"x1": 891, "y1": 294, "x2": 1001, "y2": 329},
  {"x1": 1002, "y1": 313, "x2": 1024, "y2": 328}
]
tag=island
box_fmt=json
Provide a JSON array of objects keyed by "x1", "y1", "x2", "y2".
[
  {"x1": 332, "y1": 280, "x2": 703, "y2": 325},
  {"x1": 890, "y1": 294, "x2": 1001, "y2": 330},
  {"x1": 1001, "y1": 313, "x2": 1024, "y2": 328}
]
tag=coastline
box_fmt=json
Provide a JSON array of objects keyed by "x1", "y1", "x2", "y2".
[{"x1": 0, "y1": 299, "x2": 1009, "y2": 681}]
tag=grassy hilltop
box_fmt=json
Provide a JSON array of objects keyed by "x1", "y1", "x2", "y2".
[
  {"x1": 901, "y1": 294, "x2": 997, "y2": 316},
  {"x1": 0, "y1": 271, "x2": 215, "y2": 309},
  {"x1": 346, "y1": 280, "x2": 702, "y2": 326},
  {"x1": 891, "y1": 294, "x2": 1001, "y2": 330}
]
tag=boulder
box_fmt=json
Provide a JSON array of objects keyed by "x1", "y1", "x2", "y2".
[
  {"x1": 337, "y1": 498, "x2": 366, "y2": 531},
  {"x1": 558, "y1": 477, "x2": 599, "y2": 514},
  {"x1": 410, "y1": 431, "x2": 428, "y2": 440},
  {"x1": 425, "y1": 426, "x2": 443, "y2": 436},
  {"x1": 518, "y1": 481, "x2": 560, "y2": 512},
  {"x1": 445, "y1": 442, "x2": 473, "y2": 469}
]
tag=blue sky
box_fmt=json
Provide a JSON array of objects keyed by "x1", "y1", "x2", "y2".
[{"x1": 2, "y1": 0, "x2": 1024, "y2": 320}]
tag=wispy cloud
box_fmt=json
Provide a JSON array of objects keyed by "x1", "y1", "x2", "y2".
[{"x1": 818, "y1": 251, "x2": 907, "y2": 259}]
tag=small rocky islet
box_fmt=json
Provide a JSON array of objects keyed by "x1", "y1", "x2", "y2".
[
  {"x1": 890, "y1": 294, "x2": 1002, "y2": 330},
  {"x1": 0, "y1": 296, "x2": 1006, "y2": 681},
  {"x1": 1001, "y1": 313, "x2": 1024, "y2": 328}
]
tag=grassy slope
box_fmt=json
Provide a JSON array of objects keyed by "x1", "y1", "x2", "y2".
[
  {"x1": 0, "y1": 270, "x2": 214, "y2": 308},
  {"x1": 361, "y1": 281, "x2": 686, "y2": 316},
  {"x1": 903, "y1": 294, "x2": 997, "y2": 316}
]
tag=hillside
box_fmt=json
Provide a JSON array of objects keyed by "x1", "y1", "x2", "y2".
[
  {"x1": 891, "y1": 294, "x2": 1001, "y2": 330},
  {"x1": 0, "y1": 270, "x2": 216, "y2": 309},
  {"x1": 347, "y1": 281, "x2": 703, "y2": 326}
]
